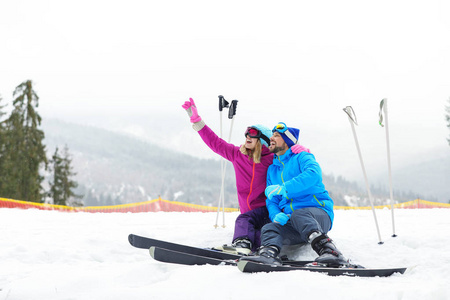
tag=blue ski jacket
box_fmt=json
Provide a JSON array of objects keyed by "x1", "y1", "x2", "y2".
[{"x1": 266, "y1": 149, "x2": 334, "y2": 229}]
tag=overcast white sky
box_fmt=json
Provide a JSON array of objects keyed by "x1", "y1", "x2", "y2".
[{"x1": 1, "y1": 0, "x2": 449, "y2": 182}]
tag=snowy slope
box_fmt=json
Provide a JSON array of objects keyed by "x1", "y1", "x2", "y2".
[{"x1": 1, "y1": 208, "x2": 449, "y2": 300}]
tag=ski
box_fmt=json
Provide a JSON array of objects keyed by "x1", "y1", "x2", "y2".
[
  {"x1": 150, "y1": 246, "x2": 238, "y2": 266},
  {"x1": 132, "y1": 234, "x2": 406, "y2": 277},
  {"x1": 149, "y1": 246, "x2": 314, "y2": 267},
  {"x1": 128, "y1": 234, "x2": 241, "y2": 260},
  {"x1": 237, "y1": 260, "x2": 407, "y2": 277}
]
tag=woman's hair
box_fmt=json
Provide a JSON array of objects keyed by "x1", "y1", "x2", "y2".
[{"x1": 239, "y1": 139, "x2": 262, "y2": 163}]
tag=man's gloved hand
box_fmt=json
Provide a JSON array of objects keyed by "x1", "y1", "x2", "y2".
[
  {"x1": 291, "y1": 144, "x2": 310, "y2": 154},
  {"x1": 273, "y1": 212, "x2": 291, "y2": 225},
  {"x1": 265, "y1": 184, "x2": 288, "y2": 201},
  {"x1": 182, "y1": 98, "x2": 202, "y2": 123}
]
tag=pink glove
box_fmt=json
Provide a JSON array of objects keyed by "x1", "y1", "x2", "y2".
[
  {"x1": 181, "y1": 98, "x2": 202, "y2": 123},
  {"x1": 291, "y1": 144, "x2": 311, "y2": 154}
]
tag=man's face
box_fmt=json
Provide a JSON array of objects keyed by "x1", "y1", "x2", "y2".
[{"x1": 269, "y1": 132, "x2": 287, "y2": 154}]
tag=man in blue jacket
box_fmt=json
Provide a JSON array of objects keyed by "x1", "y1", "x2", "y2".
[{"x1": 240, "y1": 122, "x2": 348, "y2": 267}]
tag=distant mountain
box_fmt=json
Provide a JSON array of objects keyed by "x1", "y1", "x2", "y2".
[
  {"x1": 42, "y1": 119, "x2": 237, "y2": 207},
  {"x1": 41, "y1": 119, "x2": 448, "y2": 207},
  {"x1": 386, "y1": 153, "x2": 450, "y2": 203}
]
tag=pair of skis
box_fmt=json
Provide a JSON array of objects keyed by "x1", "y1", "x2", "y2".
[{"x1": 129, "y1": 234, "x2": 407, "y2": 277}]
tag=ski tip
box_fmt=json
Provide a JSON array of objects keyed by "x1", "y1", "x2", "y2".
[
  {"x1": 237, "y1": 260, "x2": 249, "y2": 272},
  {"x1": 128, "y1": 234, "x2": 134, "y2": 245},
  {"x1": 149, "y1": 246, "x2": 156, "y2": 258}
]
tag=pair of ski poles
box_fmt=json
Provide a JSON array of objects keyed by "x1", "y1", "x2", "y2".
[
  {"x1": 214, "y1": 95, "x2": 238, "y2": 228},
  {"x1": 343, "y1": 99, "x2": 396, "y2": 245}
]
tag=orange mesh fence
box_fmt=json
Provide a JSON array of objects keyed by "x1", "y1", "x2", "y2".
[
  {"x1": 1, "y1": 197, "x2": 448, "y2": 213},
  {"x1": 0, "y1": 197, "x2": 239, "y2": 213},
  {"x1": 335, "y1": 198, "x2": 450, "y2": 210}
]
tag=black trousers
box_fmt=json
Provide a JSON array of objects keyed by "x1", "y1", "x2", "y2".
[{"x1": 261, "y1": 207, "x2": 331, "y2": 250}]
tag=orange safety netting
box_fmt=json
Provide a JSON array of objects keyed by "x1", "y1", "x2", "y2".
[
  {"x1": 0, "y1": 197, "x2": 239, "y2": 213},
  {"x1": 0, "y1": 197, "x2": 448, "y2": 213},
  {"x1": 335, "y1": 198, "x2": 450, "y2": 210}
]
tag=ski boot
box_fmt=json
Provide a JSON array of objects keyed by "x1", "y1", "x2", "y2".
[
  {"x1": 310, "y1": 232, "x2": 349, "y2": 268},
  {"x1": 214, "y1": 238, "x2": 252, "y2": 256},
  {"x1": 239, "y1": 245, "x2": 282, "y2": 266}
]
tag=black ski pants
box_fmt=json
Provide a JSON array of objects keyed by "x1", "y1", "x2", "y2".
[{"x1": 260, "y1": 207, "x2": 332, "y2": 250}]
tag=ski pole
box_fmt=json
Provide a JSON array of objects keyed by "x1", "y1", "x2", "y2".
[
  {"x1": 343, "y1": 106, "x2": 383, "y2": 244},
  {"x1": 222, "y1": 100, "x2": 238, "y2": 227},
  {"x1": 379, "y1": 99, "x2": 397, "y2": 237},
  {"x1": 227, "y1": 100, "x2": 238, "y2": 141},
  {"x1": 215, "y1": 96, "x2": 229, "y2": 228},
  {"x1": 218, "y1": 95, "x2": 229, "y2": 138},
  {"x1": 214, "y1": 100, "x2": 238, "y2": 228}
]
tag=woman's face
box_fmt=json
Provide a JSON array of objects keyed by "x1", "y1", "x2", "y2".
[{"x1": 244, "y1": 136, "x2": 258, "y2": 150}]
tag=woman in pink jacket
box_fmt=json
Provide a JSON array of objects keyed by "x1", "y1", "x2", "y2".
[{"x1": 182, "y1": 98, "x2": 308, "y2": 254}]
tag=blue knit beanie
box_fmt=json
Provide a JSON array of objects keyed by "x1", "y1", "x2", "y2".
[
  {"x1": 282, "y1": 127, "x2": 300, "y2": 147},
  {"x1": 249, "y1": 124, "x2": 272, "y2": 147},
  {"x1": 272, "y1": 122, "x2": 300, "y2": 148}
]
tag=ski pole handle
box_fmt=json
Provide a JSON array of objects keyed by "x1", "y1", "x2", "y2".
[
  {"x1": 228, "y1": 100, "x2": 238, "y2": 119},
  {"x1": 218, "y1": 95, "x2": 229, "y2": 111},
  {"x1": 378, "y1": 98, "x2": 386, "y2": 127},
  {"x1": 343, "y1": 106, "x2": 358, "y2": 125}
]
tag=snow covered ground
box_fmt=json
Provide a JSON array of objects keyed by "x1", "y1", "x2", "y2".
[{"x1": 1, "y1": 207, "x2": 449, "y2": 300}]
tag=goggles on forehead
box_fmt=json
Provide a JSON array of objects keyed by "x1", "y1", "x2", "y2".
[
  {"x1": 245, "y1": 127, "x2": 271, "y2": 145},
  {"x1": 272, "y1": 122, "x2": 298, "y2": 145},
  {"x1": 245, "y1": 127, "x2": 261, "y2": 138},
  {"x1": 272, "y1": 122, "x2": 288, "y2": 133}
]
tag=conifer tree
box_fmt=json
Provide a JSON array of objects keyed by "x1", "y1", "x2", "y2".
[
  {"x1": 0, "y1": 95, "x2": 6, "y2": 192},
  {"x1": 0, "y1": 94, "x2": 5, "y2": 147},
  {"x1": 1, "y1": 80, "x2": 47, "y2": 202},
  {"x1": 0, "y1": 94, "x2": 5, "y2": 121},
  {"x1": 446, "y1": 98, "x2": 450, "y2": 146},
  {"x1": 49, "y1": 145, "x2": 82, "y2": 206}
]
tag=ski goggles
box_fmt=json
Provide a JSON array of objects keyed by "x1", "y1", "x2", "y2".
[
  {"x1": 245, "y1": 127, "x2": 271, "y2": 145},
  {"x1": 245, "y1": 127, "x2": 261, "y2": 138},
  {"x1": 272, "y1": 122, "x2": 298, "y2": 144},
  {"x1": 272, "y1": 122, "x2": 288, "y2": 133}
]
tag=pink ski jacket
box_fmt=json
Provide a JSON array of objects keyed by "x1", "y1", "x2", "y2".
[{"x1": 198, "y1": 125, "x2": 273, "y2": 213}]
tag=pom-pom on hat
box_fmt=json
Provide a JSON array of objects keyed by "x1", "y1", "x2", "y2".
[{"x1": 272, "y1": 122, "x2": 300, "y2": 148}]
